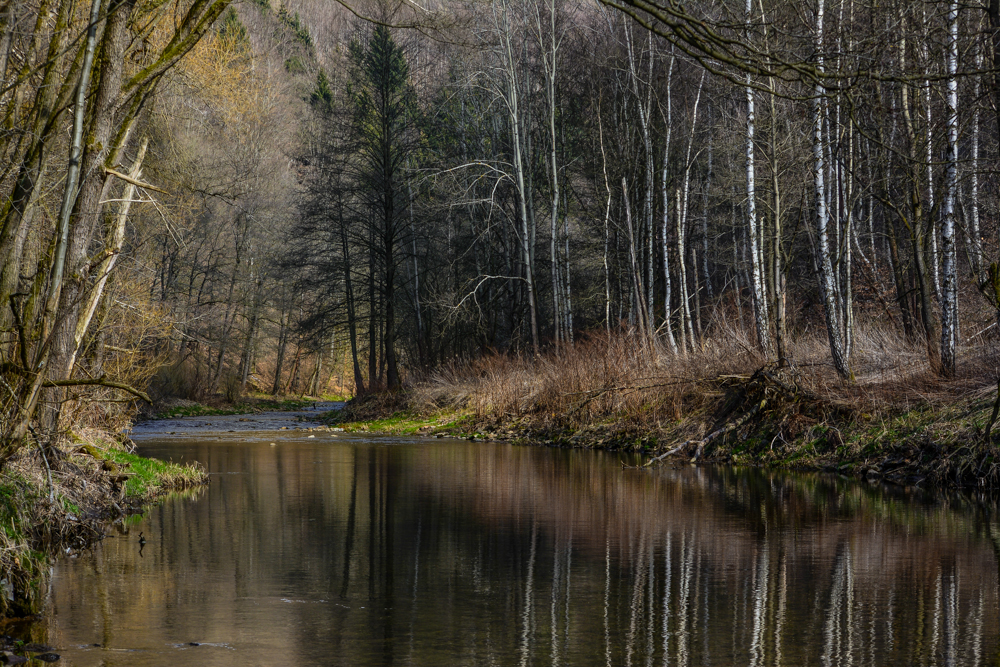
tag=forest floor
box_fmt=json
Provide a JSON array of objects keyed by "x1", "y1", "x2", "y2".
[
  {"x1": 323, "y1": 332, "x2": 1000, "y2": 490},
  {"x1": 0, "y1": 430, "x2": 206, "y2": 619}
]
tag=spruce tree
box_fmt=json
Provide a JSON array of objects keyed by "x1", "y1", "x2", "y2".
[{"x1": 346, "y1": 25, "x2": 418, "y2": 391}]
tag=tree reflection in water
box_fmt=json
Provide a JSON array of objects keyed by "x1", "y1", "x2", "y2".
[{"x1": 41, "y1": 436, "x2": 1000, "y2": 666}]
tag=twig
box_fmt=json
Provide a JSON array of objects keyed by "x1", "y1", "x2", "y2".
[
  {"x1": 966, "y1": 322, "x2": 997, "y2": 344},
  {"x1": 8, "y1": 295, "x2": 29, "y2": 372}
]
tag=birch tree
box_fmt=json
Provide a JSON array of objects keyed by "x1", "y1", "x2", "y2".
[
  {"x1": 940, "y1": 0, "x2": 959, "y2": 376},
  {"x1": 745, "y1": 0, "x2": 773, "y2": 359},
  {"x1": 492, "y1": 0, "x2": 540, "y2": 355},
  {"x1": 1, "y1": 0, "x2": 231, "y2": 458},
  {"x1": 812, "y1": 0, "x2": 852, "y2": 380}
]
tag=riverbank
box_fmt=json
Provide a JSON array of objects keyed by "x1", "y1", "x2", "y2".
[
  {"x1": 0, "y1": 431, "x2": 207, "y2": 618},
  {"x1": 143, "y1": 393, "x2": 348, "y2": 420},
  {"x1": 326, "y1": 334, "x2": 1000, "y2": 489}
]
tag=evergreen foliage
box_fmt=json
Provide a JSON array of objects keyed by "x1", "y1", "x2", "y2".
[
  {"x1": 278, "y1": 7, "x2": 312, "y2": 49},
  {"x1": 218, "y1": 7, "x2": 249, "y2": 45},
  {"x1": 310, "y1": 69, "x2": 333, "y2": 110}
]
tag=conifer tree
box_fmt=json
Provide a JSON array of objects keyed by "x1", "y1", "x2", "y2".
[{"x1": 346, "y1": 25, "x2": 419, "y2": 390}]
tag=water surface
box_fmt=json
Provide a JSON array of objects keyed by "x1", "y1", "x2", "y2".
[{"x1": 38, "y1": 417, "x2": 1000, "y2": 665}]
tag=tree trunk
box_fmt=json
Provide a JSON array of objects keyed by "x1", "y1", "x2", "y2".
[
  {"x1": 940, "y1": 0, "x2": 959, "y2": 376},
  {"x1": 272, "y1": 306, "x2": 288, "y2": 396},
  {"x1": 745, "y1": 0, "x2": 773, "y2": 358},
  {"x1": 660, "y1": 54, "x2": 678, "y2": 353},
  {"x1": 812, "y1": 0, "x2": 852, "y2": 380},
  {"x1": 495, "y1": 1, "x2": 539, "y2": 355}
]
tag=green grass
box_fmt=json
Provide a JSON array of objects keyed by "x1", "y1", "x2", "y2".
[
  {"x1": 104, "y1": 447, "x2": 207, "y2": 499},
  {"x1": 326, "y1": 409, "x2": 473, "y2": 436},
  {"x1": 0, "y1": 475, "x2": 33, "y2": 541},
  {"x1": 0, "y1": 436, "x2": 211, "y2": 618}
]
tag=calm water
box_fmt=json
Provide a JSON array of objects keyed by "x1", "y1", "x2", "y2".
[{"x1": 34, "y1": 419, "x2": 1000, "y2": 666}]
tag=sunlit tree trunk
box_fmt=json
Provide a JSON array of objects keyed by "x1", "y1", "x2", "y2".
[
  {"x1": 700, "y1": 110, "x2": 712, "y2": 304},
  {"x1": 745, "y1": 0, "x2": 773, "y2": 358},
  {"x1": 534, "y1": 0, "x2": 565, "y2": 350},
  {"x1": 598, "y1": 103, "x2": 613, "y2": 335},
  {"x1": 494, "y1": 0, "x2": 539, "y2": 355},
  {"x1": 625, "y1": 21, "x2": 656, "y2": 333},
  {"x1": 967, "y1": 40, "x2": 984, "y2": 281},
  {"x1": 675, "y1": 188, "x2": 690, "y2": 351},
  {"x1": 679, "y1": 71, "x2": 705, "y2": 348},
  {"x1": 812, "y1": 0, "x2": 852, "y2": 380},
  {"x1": 940, "y1": 0, "x2": 959, "y2": 376},
  {"x1": 623, "y1": 178, "x2": 650, "y2": 339},
  {"x1": 921, "y1": 7, "x2": 941, "y2": 299},
  {"x1": 899, "y1": 32, "x2": 942, "y2": 371},
  {"x1": 763, "y1": 55, "x2": 788, "y2": 363},
  {"x1": 660, "y1": 53, "x2": 678, "y2": 353}
]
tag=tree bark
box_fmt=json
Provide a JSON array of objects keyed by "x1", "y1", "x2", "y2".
[
  {"x1": 812, "y1": 0, "x2": 852, "y2": 380},
  {"x1": 940, "y1": 0, "x2": 959, "y2": 376}
]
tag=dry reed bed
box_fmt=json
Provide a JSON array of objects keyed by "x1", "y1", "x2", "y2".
[{"x1": 419, "y1": 324, "x2": 989, "y2": 424}]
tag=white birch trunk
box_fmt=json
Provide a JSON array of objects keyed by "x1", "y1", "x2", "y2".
[
  {"x1": 494, "y1": 1, "x2": 539, "y2": 355},
  {"x1": 701, "y1": 114, "x2": 712, "y2": 302},
  {"x1": 922, "y1": 7, "x2": 942, "y2": 298},
  {"x1": 623, "y1": 178, "x2": 649, "y2": 338},
  {"x1": 679, "y1": 70, "x2": 706, "y2": 348},
  {"x1": 598, "y1": 104, "x2": 612, "y2": 334},
  {"x1": 625, "y1": 21, "x2": 656, "y2": 333},
  {"x1": 745, "y1": 0, "x2": 773, "y2": 358},
  {"x1": 562, "y1": 187, "x2": 573, "y2": 343},
  {"x1": 675, "y1": 187, "x2": 690, "y2": 352},
  {"x1": 661, "y1": 53, "x2": 678, "y2": 353},
  {"x1": 812, "y1": 0, "x2": 852, "y2": 379},
  {"x1": 941, "y1": 0, "x2": 959, "y2": 376},
  {"x1": 535, "y1": 0, "x2": 563, "y2": 348},
  {"x1": 970, "y1": 41, "x2": 984, "y2": 279},
  {"x1": 844, "y1": 123, "x2": 854, "y2": 360}
]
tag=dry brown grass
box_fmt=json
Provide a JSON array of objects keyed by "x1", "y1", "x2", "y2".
[{"x1": 402, "y1": 318, "x2": 999, "y2": 456}]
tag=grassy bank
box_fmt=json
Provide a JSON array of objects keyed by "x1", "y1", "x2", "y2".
[
  {"x1": 0, "y1": 432, "x2": 207, "y2": 617},
  {"x1": 329, "y1": 329, "x2": 1000, "y2": 489}
]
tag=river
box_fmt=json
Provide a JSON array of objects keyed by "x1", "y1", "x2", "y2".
[{"x1": 30, "y1": 406, "x2": 1000, "y2": 665}]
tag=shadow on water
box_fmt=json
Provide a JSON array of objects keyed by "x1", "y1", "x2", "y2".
[{"x1": 31, "y1": 430, "x2": 1000, "y2": 666}]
